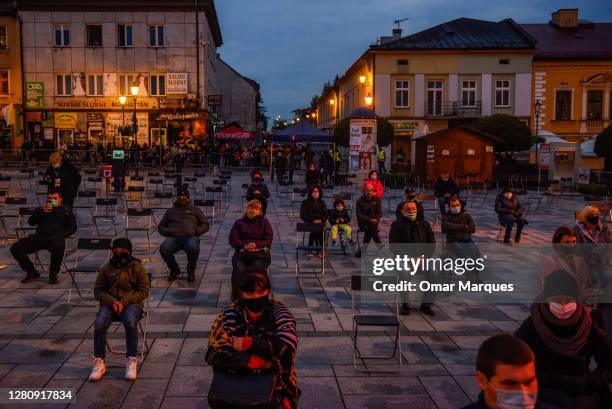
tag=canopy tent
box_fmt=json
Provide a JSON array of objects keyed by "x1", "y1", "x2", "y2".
[
  {"x1": 271, "y1": 121, "x2": 334, "y2": 144},
  {"x1": 214, "y1": 124, "x2": 254, "y2": 140}
]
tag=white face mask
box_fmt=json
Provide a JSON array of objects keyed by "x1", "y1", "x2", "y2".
[
  {"x1": 371, "y1": 175, "x2": 377, "y2": 180},
  {"x1": 495, "y1": 389, "x2": 537, "y2": 409},
  {"x1": 450, "y1": 207, "x2": 461, "y2": 214},
  {"x1": 549, "y1": 302, "x2": 577, "y2": 320}
]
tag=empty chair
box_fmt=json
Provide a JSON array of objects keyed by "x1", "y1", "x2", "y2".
[
  {"x1": 125, "y1": 208, "x2": 154, "y2": 252},
  {"x1": 92, "y1": 198, "x2": 119, "y2": 236},
  {"x1": 295, "y1": 223, "x2": 325, "y2": 275},
  {"x1": 68, "y1": 238, "x2": 112, "y2": 301},
  {"x1": 193, "y1": 199, "x2": 215, "y2": 223},
  {"x1": 73, "y1": 190, "x2": 97, "y2": 225},
  {"x1": 126, "y1": 186, "x2": 145, "y2": 207}
]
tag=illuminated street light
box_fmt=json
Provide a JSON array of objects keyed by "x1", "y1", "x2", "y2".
[
  {"x1": 130, "y1": 85, "x2": 139, "y2": 97},
  {"x1": 329, "y1": 99, "x2": 335, "y2": 105},
  {"x1": 359, "y1": 74, "x2": 366, "y2": 84},
  {"x1": 365, "y1": 93, "x2": 373, "y2": 106}
]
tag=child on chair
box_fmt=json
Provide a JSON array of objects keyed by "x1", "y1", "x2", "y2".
[{"x1": 329, "y1": 199, "x2": 355, "y2": 246}]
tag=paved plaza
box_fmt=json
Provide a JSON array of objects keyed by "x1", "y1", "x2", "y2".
[{"x1": 0, "y1": 168, "x2": 587, "y2": 408}]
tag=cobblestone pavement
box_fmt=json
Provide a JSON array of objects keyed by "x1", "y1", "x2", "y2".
[{"x1": 0, "y1": 168, "x2": 586, "y2": 408}]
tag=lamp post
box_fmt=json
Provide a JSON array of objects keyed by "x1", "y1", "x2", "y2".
[
  {"x1": 118, "y1": 95, "x2": 127, "y2": 149},
  {"x1": 534, "y1": 99, "x2": 542, "y2": 192},
  {"x1": 130, "y1": 85, "x2": 139, "y2": 176}
]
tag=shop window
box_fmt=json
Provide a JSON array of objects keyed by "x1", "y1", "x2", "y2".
[
  {"x1": 118, "y1": 25, "x2": 133, "y2": 47},
  {"x1": 86, "y1": 25, "x2": 103, "y2": 47},
  {"x1": 149, "y1": 25, "x2": 165, "y2": 47},
  {"x1": 54, "y1": 24, "x2": 70, "y2": 47},
  {"x1": 56, "y1": 74, "x2": 72, "y2": 96},
  {"x1": 149, "y1": 74, "x2": 166, "y2": 96},
  {"x1": 0, "y1": 26, "x2": 7, "y2": 50},
  {"x1": 554, "y1": 90, "x2": 572, "y2": 120},
  {"x1": 87, "y1": 74, "x2": 104, "y2": 96},
  {"x1": 0, "y1": 70, "x2": 8, "y2": 95}
]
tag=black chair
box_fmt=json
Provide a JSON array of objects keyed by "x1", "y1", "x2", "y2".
[
  {"x1": 0, "y1": 197, "x2": 27, "y2": 238},
  {"x1": 205, "y1": 186, "x2": 225, "y2": 202},
  {"x1": 126, "y1": 186, "x2": 145, "y2": 207},
  {"x1": 67, "y1": 238, "x2": 112, "y2": 302},
  {"x1": 92, "y1": 198, "x2": 118, "y2": 236},
  {"x1": 291, "y1": 188, "x2": 307, "y2": 215},
  {"x1": 193, "y1": 199, "x2": 215, "y2": 223},
  {"x1": 74, "y1": 191, "x2": 97, "y2": 225},
  {"x1": 125, "y1": 208, "x2": 154, "y2": 252},
  {"x1": 295, "y1": 223, "x2": 325, "y2": 275}
]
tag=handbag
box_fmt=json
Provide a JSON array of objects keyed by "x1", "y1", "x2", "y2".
[
  {"x1": 208, "y1": 368, "x2": 277, "y2": 409},
  {"x1": 239, "y1": 248, "x2": 270, "y2": 263}
]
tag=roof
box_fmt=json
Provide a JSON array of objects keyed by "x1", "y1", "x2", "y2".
[
  {"x1": 13, "y1": 0, "x2": 222, "y2": 46},
  {"x1": 372, "y1": 17, "x2": 536, "y2": 50},
  {"x1": 272, "y1": 121, "x2": 334, "y2": 144},
  {"x1": 217, "y1": 57, "x2": 260, "y2": 92},
  {"x1": 418, "y1": 126, "x2": 502, "y2": 143},
  {"x1": 521, "y1": 22, "x2": 612, "y2": 60}
]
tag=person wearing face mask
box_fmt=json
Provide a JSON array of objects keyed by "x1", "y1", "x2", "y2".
[
  {"x1": 434, "y1": 171, "x2": 460, "y2": 214},
  {"x1": 442, "y1": 196, "x2": 480, "y2": 260},
  {"x1": 356, "y1": 183, "x2": 383, "y2": 257},
  {"x1": 43, "y1": 152, "x2": 81, "y2": 209},
  {"x1": 300, "y1": 185, "x2": 328, "y2": 257},
  {"x1": 158, "y1": 188, "x2": 209, "y2": 283},
  {"x1": 461, "y1": 334, "x2": 547, "y2": 409},
  {"x1": 389, "y1": 200, "x2": 436, "y2": 316},
  {"x1": 246, "y1": 170, "x2": 271, "y2": 215},
  {"x1": 515, "y1": 270, "x2": 612, "y2": 409},
  {"x1": 90, "y1": 238, "x2": 150, "y2": 382},
  {"x1": 495, "y1": 187, "x2": 528, "y2": 244},
  {"x1": 362, "y1": 170, "x2": 384, "y2": 199},
  {"x1": 207, "y1": 272, "x2": 299, "y2": 409},
  {"x1": 230, "y1": 200, "x2": 273, "y2": 300},
  {"x1": 395, "y1": 188, "x2": 424, "y2": 221},
  {"x1": 11, "y1": 190, "x2": 76, "y2": 284}
]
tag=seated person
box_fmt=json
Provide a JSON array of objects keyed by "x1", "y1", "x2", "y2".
[
  {"x1": 158, "y1": 188, "x2": 209, "y2": 282},
  {"x1": 395, "y1": 188, "x2": 424, "y2": 221},
  {"x1": 328, "y1": 199, "x2": 355, "y2": 246},
  {"x1": 300, "y1": 185, "x2": 327, "y2": 257},
  {"x1": 515, "y1": 270, "x2": 612, "y2": 409},
  {"x1": 89, "y1": 238, "x2": 150, "y2": 382},
  {"x1": 495, "y1": 187, "x2": 528, "y2": 244},
  {"x1": 460, "y1": 334, "x2": 540, "y2": 409},
  {"x1": 441, "y1": 196, "x2": 480, "y2": 260},
  {"x1": 355, "y1": 183, "x2": 382, "y2": 257},
  {"x1": 434, "y1": 171, "x2": 460, "y2": 213},
  {"x1": 229, "y1": 200, "x2": 273, "y2": 300},
  {"x1": 246, "y1": 170, "x2": 271, "y2": 215},
  {"x1": 206, "y1": 272, "x2": 299, "y2": 409},
  {"x1": 10, "y1": 189, "x2": 76, "y2": 284},
  {"x1": 362, "y1": 170, "x2": 384, "y2": 199}
]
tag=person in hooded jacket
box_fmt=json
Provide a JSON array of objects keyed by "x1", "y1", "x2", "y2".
[
  {"x1": 328, "y1": 199, "x2": 355, "y2": 246},
  {"x1": 441, "y1": 196, "x2": 480, "y2": 260},
  {"x1": 229, "y1": 200, "x2": 273, "y2": 300},
  {"x1": 515, "y1": 270, "x2": 612, "y2": 409},
  {"x1": 246, "y1": 170, "x2": 271, "y2": 215},
  {"x1": 43, "y1": 152, "x2": 81, "y2": 209},
  {"x1": 158, "y1": 188, "x2": 209, "y2": 282},
  {"x1": 89, "y1": 238, "x2": 150, "y2": 382},
  {"x1": 434, "y1": 171, "x2": 460, "y2": 214},
  {"x1": 362, "y1": 170, "x2": 384, "y2": 199},
  {"x1": 390, "y1": 200, "x2": 436, "y2": 316},
  {"x1": 300, "y1": 185, "x2": 327, "y2": 257},
  {"x1": 495, "y1": 187, "x2": 528, "y2": 244},
  {"x1": 356, "y1": 183, "x2": 382, "y2": 256}
]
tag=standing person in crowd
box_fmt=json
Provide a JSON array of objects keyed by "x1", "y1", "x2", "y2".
[
  {"x1": 441, "y1": 196, "x2": 480, "y2": 260},
  {"x1": 246, "y1": 170, "x2": 271, "y2": 216},
  {"x1": 303, "y1": 145, "x2": 313, "y2": 166},
  {"x1": 304, "y1": 162, "x2": 321, "y2": 195},
  {"x1": 11, "y1": 190, "x2": 76, "y2": 284},
  {"x1": 206, "y1": 272, "x2": 299, "y2": 409},
  {"x1": 319, "y1": 150, "x2": 334, "y2": 185},
  {"x1": 434, "y1": 171, "x2": 460, "y2": 214},
  {"x1": 460, "y1": 334, "x2": 542, "y2": 409},
  {"x1": 515, "y1": 270, "x2": 612, "y2": 409},
  {"x1": 287, "y1": 148, "x2": 297, "y2": 185},
  {"x1": 356, "y1": 183, "x2": 382, "y2": 257},
  {"x1": 333, "y1": 149, "x2": 342, "y2": 180},
  {"x1": 89, "y1": 238, "x2": 150, "y2": 382},
  {"x1": 158, "y1": 188, "x2": 209, "y2": 283},
  {"x1": 229, "y1": 200, "x2": 273, "y2": 300},
  {"x1": 275, "y1": 151, "x2": 288, "y2": 184},
  {"x1": 390, "y1": 200, "x2": 436, "y2": 316},
  {"x1": 362, "y1": 170, "x2": 384, "y2": 199},
  {"x1": 495, "y1": 186, "x2": 528, "y2": 244},
  {"x1": 300, "y1": 185, "x2": 327, "y2": 257},
  {"x1": 43, "y1": 152, "x2": 81, "y2": 209},
  {"x1": 377, "y1": 146, "x2": 386, "y2": 173},
  {"x1": 328, "y1": 199, "x2": 355, "y2": 246}
]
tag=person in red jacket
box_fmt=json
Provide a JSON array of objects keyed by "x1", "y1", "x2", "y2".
[{"x1": 362, "y1": 170, "x2": 383, "y2": 198}]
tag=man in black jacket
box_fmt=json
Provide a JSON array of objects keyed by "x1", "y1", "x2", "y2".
[
  {"x1": 356, "y1": 183, "x2": 382, "y2": 250},
  {"x1": 441, "y1": 196, "x2": 480, "y2": 260},
  {"x1": 10, "y1": 190, "x2": 77, "y2": 284},
  {"x1": 158, "y1": 189, "x2": 209, "y2": 282},
  {"x1": 43, "y1": 152, "x2": 81, "y2": 209},
  {"x1": 433, "y1": 171, "x2": 460, "y2": 214}
]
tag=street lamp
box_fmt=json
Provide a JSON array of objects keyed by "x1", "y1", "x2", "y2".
[
  {"x1": 329, "y1": 98, "x2": 335, "y2": 105},
  {"x1": 118, "y1": 96, "x2": 127, "y2": 148},
  {"x1": 365, "y1": 93, "x2": 373, "y2": 106},
  {"x1": 359, "y1": 74, "x2": 366, "y2": 85},
  {"x1": 130, "y1": 85, "x2": 140, "y2": 176},
  {"x1": 534, "y1": 99, "x2": 542, "y2": 192}
]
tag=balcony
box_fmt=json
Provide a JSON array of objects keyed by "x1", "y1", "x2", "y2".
[
  {"x1": 586, "y1": 119, "x2": 604, "y2": 129},
  {"x1": 424, "y1": 101, "x2": 482, "y2": 118}
]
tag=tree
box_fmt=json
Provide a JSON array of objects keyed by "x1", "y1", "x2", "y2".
[
  {"x1": 473, "y1": 114, "x2": 534, "y2": 152},
  {"x1": 594, "y1": 124, "x2": 612, "y2": 170},
  {"x1": 334, "y1": 117, "x2": 394, "y2": 147},
  {"x1": 271, "y1": 118, "x2": 289, "y2": 131}
]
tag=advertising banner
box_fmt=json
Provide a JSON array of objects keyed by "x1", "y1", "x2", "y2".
[{"x1": 25, "y1": 82, "x2": 44, "y2": 109}]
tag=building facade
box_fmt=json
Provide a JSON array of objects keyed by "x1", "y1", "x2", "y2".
[
  {"x1": 522, "y1": 9, "x2": 612, "y2": 143},
  {"x1": 0, "y1": 8, "x2": 23, "y2": 149},
  {"x1": 215, "y1": 57, "x2": 259, "y2": 133},
  {"x1": 14, "y1": 0, "x2": 223, "y2": 148}
]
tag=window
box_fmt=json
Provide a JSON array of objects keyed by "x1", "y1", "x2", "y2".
[
  {"x1": 554, "y1": 90, "x2": 572, "y2": 120},
  {"x1": 118, "y1": 74, "x2": 135, "y2": 96},
  {"x1": 0, "y1": 26, "x2": 6, "y2": 50},
  {"x1": 395, "y1": 80, "x2": 409, "y2": 108},
  {"x1": 86, "y1": 25, "x2": 103, "y2": 47},
  {"x1": 586, "y1": 90, "x2": 603, "y2": 119},
  {"x1": 148, "y1": 25, "x2": 165, "y2": 47},
  {"x1": 498, "y1": 58, "x2": 510, "y2": 65},
  {"x1": 0, "y1": 70, "x2": 9, "y2": 95},
  {"x1": 461, "y1": 80, "x2": 477, "y2": 107},
  {"x1": 427, "y1": 80, "x2": 443, "y2": 115},
  {"x1": 54, "y1": 24, "x2": 70, "y2": 47},
  {"x1": 149, "y1": 74, "x2": 166, "y2": 96},
  {"x1": 117, "y1": 25, "x2": 133, "y2": 47},
  {"x1": 87, "y1": 74, "x2": 104, "y2": 96},
  {"x1": 495, "y1": 80, "x2": 511, "y2": 107},
  {"x1": 56, "y1": 74, "x2": 72, "y2": 96}
]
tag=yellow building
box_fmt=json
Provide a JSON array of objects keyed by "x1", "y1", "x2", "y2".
[
  {"x1": 0, "y1": 9, "x2": 23, "y2": 149},
  {"x1": 522, "y1": 9, "x2": 612, "y2": 143}
]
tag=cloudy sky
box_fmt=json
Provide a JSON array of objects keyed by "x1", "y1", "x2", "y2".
[{"x1": 216, "y1": 0, "x2": 612, "y2": 123}]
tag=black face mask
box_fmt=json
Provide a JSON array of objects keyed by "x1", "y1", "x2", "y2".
[
  {"x1": 242, "y1": 296, "x2": 269, "y2": 313},
  {"x1": 111, "y1": 252, "x2": 130, "y2": 267},
  {"x1": 587, "y1": 215, "x2": 599, "y2": 225}
]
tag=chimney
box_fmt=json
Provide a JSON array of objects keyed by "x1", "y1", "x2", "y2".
[
  {"x1": 392, "y1": 28, "x2": 402, "y2": 39},
  {"x1": 551, "y1": 9, "x2": 579, "y2": 28},
  {"x1": 379, "y1": 28, "x2": 403, "y2": 45}
]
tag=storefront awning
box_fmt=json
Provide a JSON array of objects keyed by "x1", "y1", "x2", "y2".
[{"x1": 215, "y1": 124, "x2": 254, "y2": 140}]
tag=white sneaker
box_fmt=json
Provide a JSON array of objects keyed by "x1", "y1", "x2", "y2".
[
  {"x1": 89, "y1": 357, "x2": 106, "y2": 382},
  {"x1": 124, "y1": 356, "x2": 138, "y2": 381}
]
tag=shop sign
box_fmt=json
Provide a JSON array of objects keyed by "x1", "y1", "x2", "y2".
[
  {"x1": 539, "y1": 143, "x2": 551, "y2": 168},
  {"x1": 167, "y1": 73, "x2": 188, "y2": 94},
  {"x1": 87, "y1": 112, "x2": 104, "y2": 121},
  {"x1": 211, "y1": 119, "x2": 225, "y2": 129},
  {"x1": 25, "y1": 82, "x2": 44, "y2": 109},
  {"x1": 391, "y1": 122, "x2": 418, "y2": 130},
  {"x1": 44, "y1": 127, "x2": 54, "y2": 140},
  {"x1": 158, "y1": 98, "x2": 186, "y2": 109},
  {"x1": 207, "y1": 95, "x2": 222, "y2": 107},
  {"x1": 155, "y1": 112, "x2": 204, "y2": 121},
  {"x1": 106, "y1": 112, "x2": 149, "y2": 145},
  {"x1": 426, "y1": 145, "x2": 435, "y2": 163},
  {"x1": 55, "y1": 112, "x2": 78, "y2": 129},
  {"x1": 55, "y1": 98, "x2": 159, "y2": 110}
]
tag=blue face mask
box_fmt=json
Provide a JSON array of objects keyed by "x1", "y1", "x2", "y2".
[{"x1": 494, "y1": 389, "x2": 537, "y2": 409}]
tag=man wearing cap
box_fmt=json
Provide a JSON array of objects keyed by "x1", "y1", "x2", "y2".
[
  {"x1": 90, "y1": 238, "x2": 149, "y2": 382},
  {"x1": 158, "y1": 188, "x2": 209, "y2": 282}
]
